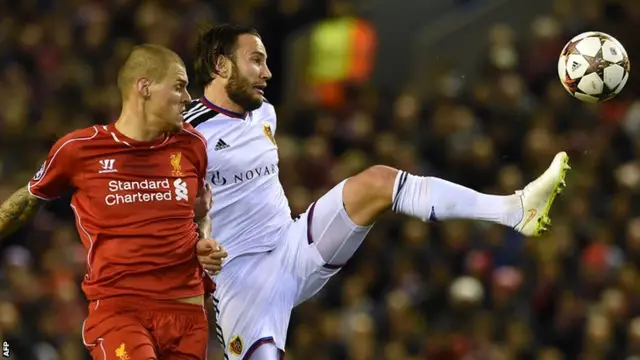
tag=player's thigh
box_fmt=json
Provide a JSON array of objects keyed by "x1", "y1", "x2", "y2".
[
  {"x1": 212, "y1": 251, "x2": 293, "y2": 358},
  {"x1": 83, "y1": 313, "x2": 156, "y2": 360},
  {"x1": 245, "y1": 342, "x2": 282, "y2": 360},
  {"x1": 161, "y1": 315, "x2": 208, "y2": 360},
  {"x1": 305, "y1": 180, "x2": 373, "y2": 266},
  {"x1": 292, "y1": 180, "x2": 373, "y2": 304}
]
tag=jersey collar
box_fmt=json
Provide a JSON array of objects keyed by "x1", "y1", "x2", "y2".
[{"x1": 200, "y1": 97, "x2": 248, "y2": 120}]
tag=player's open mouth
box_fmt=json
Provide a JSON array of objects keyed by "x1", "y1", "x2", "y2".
[{"x1": 253, "y1": 85, "x2": 266, "y2": 95}]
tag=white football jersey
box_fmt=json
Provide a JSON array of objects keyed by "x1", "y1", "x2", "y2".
[{"x1": 184, "y1": 98, "x2": 291, "y2": 261}]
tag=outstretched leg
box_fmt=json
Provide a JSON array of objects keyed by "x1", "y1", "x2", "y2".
[
  {"x1": 296, "y1": 152, "x2": 569, "y2": 304},
  {"x1": 342, "y1": 152, "x2": 570, "y2": 235}
]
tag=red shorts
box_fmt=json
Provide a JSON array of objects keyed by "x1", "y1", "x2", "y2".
[{"x1": 82, "y1": 296, "x2": 208, "y2": 360}]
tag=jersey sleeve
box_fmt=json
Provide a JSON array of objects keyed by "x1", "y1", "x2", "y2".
[{"x1": 28, "y1": 134, "x2": 77, "y2": 200}]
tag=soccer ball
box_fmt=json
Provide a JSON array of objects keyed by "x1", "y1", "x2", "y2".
[{"x1": 558, "y1": 31, "x2": 630, "y2": 103}]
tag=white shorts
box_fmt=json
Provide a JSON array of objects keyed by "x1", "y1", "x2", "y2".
[{"x1": 211, "y1": 180, "x2": 372, "y2": 359}]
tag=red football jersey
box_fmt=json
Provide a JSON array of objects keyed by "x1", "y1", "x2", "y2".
[{"x1": 28, "y1": 123, "x2": 209, "y2": 301}]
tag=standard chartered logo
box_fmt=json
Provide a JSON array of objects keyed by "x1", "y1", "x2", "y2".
[
  {"x1": 104, "y1": 179, "x2": 189, "y2": 206},
  {"x1": 174, "y1": 179, "x2": 188, "y2": 201}
]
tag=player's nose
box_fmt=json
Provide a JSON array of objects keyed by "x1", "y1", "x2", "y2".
[
  {"x1": 182, "y1": 91, "x2": 192, "y2": 104},
  {"x1": 261, "y1": 65, "x2": 272, "y2": 81}
]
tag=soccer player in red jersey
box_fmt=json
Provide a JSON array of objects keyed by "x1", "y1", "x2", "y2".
[{"x1": 0, "y1": 44, "x2": 226, "y2": 360}]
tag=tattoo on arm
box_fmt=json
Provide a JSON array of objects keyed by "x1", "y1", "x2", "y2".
[
  {"x1": 0, "y1": 186, "x2": 44, "y2": 239},
  {"x1": 196, "y1": 215, "x2": 212, "y2": 240}
]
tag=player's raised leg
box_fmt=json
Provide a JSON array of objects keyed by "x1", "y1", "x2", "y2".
[{"x1": 310, "y1": 152, "x2": 570, "y2": 269}]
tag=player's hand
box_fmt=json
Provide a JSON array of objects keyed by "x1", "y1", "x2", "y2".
[
  {"x1": 197, "y1": 238, "x2": 227, "y2": 274},
  {"x1": 194, "y1": 183, "x2": 213, "y2": 219}
]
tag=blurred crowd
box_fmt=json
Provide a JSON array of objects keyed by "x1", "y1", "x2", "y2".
[{"x1": 2, "y1": 0, "x2": 640, "y2": 359}]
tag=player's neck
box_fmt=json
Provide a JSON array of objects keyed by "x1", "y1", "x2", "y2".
[
  {"x1": 115, "y1": 110, "x2": 164, "y2": 142},
  {"x1": 203, "y1": 85, "x2": 245, "y2": 115}
]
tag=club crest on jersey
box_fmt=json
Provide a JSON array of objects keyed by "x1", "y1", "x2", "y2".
[
  {"x1": 115, "y1": 343, "x2": 130, "y2": 360},
  {"x1": 263, "y1": 122, "x2": 276, "y2": 146},
  {"x1": 33, "y1": 161, "x2": 46, "y2": 181},
  {"x1": 229, "y1": 335, "x2": 243, "y2": 356},
  {"x1": 170, "y1": 152, "x2": 183, "y2": 177}
]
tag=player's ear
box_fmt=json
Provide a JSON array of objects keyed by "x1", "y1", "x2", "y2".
[
  {"x1": 214, "y1": 56, "x2": 230, "y2": 79},
  {"x1": 136, "y1": 77, "x2": 152, "y2": 98}
]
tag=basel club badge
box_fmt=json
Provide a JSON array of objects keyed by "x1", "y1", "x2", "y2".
[
  {"x1": 229, "y1": 335, "x2": 243, "y2": 356},
  {"x1": 263, "y1": 122, "x2": 276, "y2": 146}
]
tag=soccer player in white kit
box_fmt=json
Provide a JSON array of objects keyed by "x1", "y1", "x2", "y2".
[{"x1": 188, "y1": 24, "x2": 571, "y2": 360}]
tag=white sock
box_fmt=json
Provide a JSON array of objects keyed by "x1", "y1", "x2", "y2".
[{"x1": 392, "y1": 171, "x2": 524, "y2": 227}]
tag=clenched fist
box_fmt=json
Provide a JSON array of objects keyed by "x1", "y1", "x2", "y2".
[{"x1": 197, "y1": 238, "x2": 227, "y2": 274}]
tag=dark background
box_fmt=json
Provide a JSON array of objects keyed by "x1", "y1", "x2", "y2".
[{"x1": 2, "y1": 0, "x2": 640, "y2": 359}]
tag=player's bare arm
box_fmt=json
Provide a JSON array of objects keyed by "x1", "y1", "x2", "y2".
[
  {"x1": 196, "y1": 211, "x2": 227, "y2": 273},
  {"x1": 196, "y1": 215, "x2": 212, "y2": 240},
  {"x1": 194, "y1": 183, "x2": 212, "y2": 223},
  {"x1": 194, "y1": 183, "x2": 227, "y2": 272},
  {"x1": 193, "y1": 183, "x2": 215, "y2": 241},
  {"x1": 196, "y1": 214, "x2": 227, "y2": 274},
  {"x1": 0, "y1": 186, "x2": 44, "y2": 238}
]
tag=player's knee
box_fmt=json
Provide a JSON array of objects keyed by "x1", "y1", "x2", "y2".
[
  {"x1": 343, "y1": 165, "x2": 398, "y2": 225},
  {"x1": 349, "y1": 165, "x2": 397, "y2": 203}
]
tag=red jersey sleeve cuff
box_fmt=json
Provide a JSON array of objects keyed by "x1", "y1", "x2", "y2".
[{"x1": 27, "y1": 183, "x2": 56, "y2": 201}]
